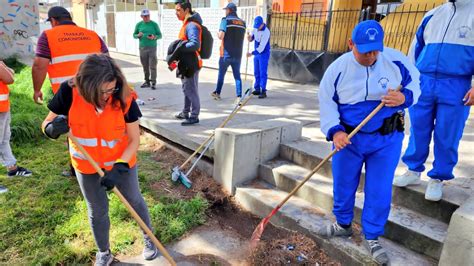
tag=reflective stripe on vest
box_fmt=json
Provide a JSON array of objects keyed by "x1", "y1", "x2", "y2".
[
  {"x1": 51, "y1": 53, "x2": 91, "y2": 64},
  {"x1": 45, "y1": 25, "x2": 102, "y2": 94},
  {"x1": 179, "y1": 20, "x2": 203, "y2": 68},
  {"x1": 0, "y1": 82, "x2": 10, "y2": 112},
  {"x1": 68, "y1": 87, "x2": 136, "y2": 174}
]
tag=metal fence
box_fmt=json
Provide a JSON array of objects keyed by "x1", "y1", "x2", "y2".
[{"x1": 268, "y1": 2, "x2": 440, "y2": 54}]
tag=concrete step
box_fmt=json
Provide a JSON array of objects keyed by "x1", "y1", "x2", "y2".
[
  {"x1": 259, "y1": 159, "x2": 448, "y2": 260},
  {"x1": 280, "y1": 139, "x2": 464, "y2": 224},
  {"x1": 235, "y1": 181, "x2": 437, "y2": 266}
]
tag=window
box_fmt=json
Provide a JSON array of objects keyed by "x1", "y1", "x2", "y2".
[{"x1": 238, "y1": 0, "x2": 257, "y2": 6}]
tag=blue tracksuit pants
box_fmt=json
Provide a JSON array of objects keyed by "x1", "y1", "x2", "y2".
[
  {"x1": 402, "y1": 74, "x2": 471, "y2": 180},
  {"x1": 253, "y1": 52, "x2": 270, "y2": 93},
  {"x1": 332, "y1": 131, "x2": 403, "y2": 240}
]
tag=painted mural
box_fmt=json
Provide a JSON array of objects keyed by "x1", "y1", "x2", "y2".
[{"x1": 0, "y1": 0, "x2": 40, "y2": 60}]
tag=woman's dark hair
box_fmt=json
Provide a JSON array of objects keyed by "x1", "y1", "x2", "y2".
[
  {"x1": 176, "y1": 0, "x2": 193, "y2": 13},
  {"x1": 74, "y1": 54, "x2": 130, "y2": 111}
]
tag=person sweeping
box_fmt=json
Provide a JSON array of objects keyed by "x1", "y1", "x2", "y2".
[
  {"x1": 317, "y1": 21, "x2": 420, "y2": 264},
  {"x1": 41, "y1": 54, "x2": 158, "y2": 266}
]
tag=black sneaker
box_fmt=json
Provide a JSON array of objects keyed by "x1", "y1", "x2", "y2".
[
  {"x1": 8, "y1": 166, "x2": 32, "y2": 177},
  {"x1": 364, "y1": 239, "x2": 390, "y2": 265},
  {"x1": 252, "y1": 90, "x2": 261, "y2": 96},
  {"x1": 175, "y1": 112, "x2": 189, "y2": 120},
  {"x1": 258, "y1": 92, "x2": 267, "y2": 99},
  {"x1": 181, "y1": 117, "x2": 199, "y2": 126},
  {"x1": 151, "y1": 83, "x2": 156, "y2": 90},
  {"x1": 141, "y1": 82, "x2": 151, "y2": 88},
  {"x1": 317, "y1": 222, "x2": 353, "y2": 238}
]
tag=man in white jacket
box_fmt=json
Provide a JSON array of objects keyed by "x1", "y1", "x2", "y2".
[
  {"x1": 394, "y1": 0, "x2": 474, "y2": 201},
  {"x1": 317, "y1": 20, "x2": 420, "y2": 264}
]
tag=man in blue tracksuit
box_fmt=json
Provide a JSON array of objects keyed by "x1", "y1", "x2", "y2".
[
  {"x1": 211, "y1": 3, "x2": 246, "y2": 103},
  {"x1": 394, "y1": 0, "x2": 474, "y2": 201},
  {"x1": 317, "y1": 21, "x2": 420, "y2": 264},
  {"x1": 247, "y1": 16, "x2": 271, "y2": 99}
]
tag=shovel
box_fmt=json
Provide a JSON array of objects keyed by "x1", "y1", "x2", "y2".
[{"x1": 68, "y1": 133, "x2": 177, "y2": 266}]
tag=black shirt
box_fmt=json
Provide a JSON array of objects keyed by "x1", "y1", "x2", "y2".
[{"x1": 48, "y1": 81, "x2": 142, "y2": 123}]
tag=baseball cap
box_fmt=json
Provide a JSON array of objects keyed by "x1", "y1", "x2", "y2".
[
  {"x1": 351, "y1": 20, "x2": 384, "y2": 53},
  {"x1": 253, "y1": 16, "x2": 264, "y2": 29},
  {"x1": 141, "y1": 9, "x2": 150, "y2": 16},
  {"x1": 46, "y1": 6, "x2": 71, "y2": 22},
  {"x1": 223, "y1": 2, "x2": 237, "y2": 12}
]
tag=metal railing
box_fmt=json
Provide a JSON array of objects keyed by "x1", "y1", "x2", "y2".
[{"x1": 268, "y1": 2, "x2": 440, "y2": 54}]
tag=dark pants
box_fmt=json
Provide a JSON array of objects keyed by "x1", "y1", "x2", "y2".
[
  {"x1": 182, "y1": 71, "x2": 200, "y2": 118},
  {"x1": 139, "y1": 46, "x2": 157, "y2": 84},
  {"x1": 76, "y1": 166, "x2": 152, "y2": 251},
  {"x1": 215, "y1": 57, "x2": 242, "y2": 97}
]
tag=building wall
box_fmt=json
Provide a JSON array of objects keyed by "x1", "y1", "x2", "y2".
[{"x1": 0, "y1": 0, "x2": 40, "y2": 60}]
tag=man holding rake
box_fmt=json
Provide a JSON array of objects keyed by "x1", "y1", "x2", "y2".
[{"x1": 317, "y1": 20, "x2": 420, "y2": 264}]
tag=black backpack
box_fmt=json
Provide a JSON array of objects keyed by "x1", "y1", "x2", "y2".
[{"x1": 199, "y1": 25, "x2": 213, "y2": 60}]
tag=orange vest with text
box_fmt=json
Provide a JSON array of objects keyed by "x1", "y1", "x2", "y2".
[
  {"x1": 45, "y1": 25, "x2": 102, "y2": 93},
  {"x1": 68, "y1": 88, "x2": 137, "y2": 174},
  {"x1": 0, "y1": 82, "x2": 10, "y2": 112},
  {"x1": 179, "y1": 20, "x2": 203, "y2": 68}
]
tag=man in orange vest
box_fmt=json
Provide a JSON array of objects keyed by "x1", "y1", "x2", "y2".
[
  {"x1": 32, "y1": 6, "x2": 108, "y2": 103},
  {"x1": 173, "y1": 1, "x2": 202, "y2": 126},
  {"x1": 0, "y1": 60, "x2": 33, "y2": 194}
]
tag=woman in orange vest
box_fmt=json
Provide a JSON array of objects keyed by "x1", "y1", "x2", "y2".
[
  {"x1": 41, "y1": 54, "x2": 158, "y2": 266},
  {"x1": 0, "y1": 60, "x2": 33, "y2": 194}
]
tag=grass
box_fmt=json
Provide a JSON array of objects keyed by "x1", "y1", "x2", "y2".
[{"x1": 0, "y1": 59, "x2": 208, "y2": 264}]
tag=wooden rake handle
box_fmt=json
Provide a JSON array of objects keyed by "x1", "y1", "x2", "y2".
[
  {"x1": 179, "y1": 93, "x2": 255, "y2": 169},
  {"x1": 274, "y1": 85, "x2": 403, "y2": 210},
  {"x1": 68, "y1": 133, "x2": 177, "y2": 266}
]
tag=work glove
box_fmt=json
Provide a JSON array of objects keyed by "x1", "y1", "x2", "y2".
[
  {"x1": 100, "y1": 162, "x2": 130, "y2": 190},
  {"x1": 44, "y1": 115, "x2": 69, "y2": 139}
]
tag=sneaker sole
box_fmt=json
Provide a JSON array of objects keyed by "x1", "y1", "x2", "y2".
[
  {"x1": 425, "y1": 194, "x2": 442, "y2": 201},
  {"x1": 392, "y1": 179, "x2": 421, "y2": 187},
  {"x1": 143, "y1": 249, "x2": 159, "y2": 260}
]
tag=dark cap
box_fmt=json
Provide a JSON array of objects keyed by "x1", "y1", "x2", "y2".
[
  {"x1": 223, "y1": 2, "x2": 237, "y2": 12},
  {"x1": 46, "y1": 6, "x2": 71, "y2": 22}
]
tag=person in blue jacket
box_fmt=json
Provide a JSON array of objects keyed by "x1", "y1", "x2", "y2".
[
  {"x1": 394, "y1": 0, "x2": 474, "y2": 201},
  {"x1": 247, "y1": 16, "x2": 271, "y2": 99},
  {"x1": 317, "y1": 20, "x2": 420, "y2": 264}
]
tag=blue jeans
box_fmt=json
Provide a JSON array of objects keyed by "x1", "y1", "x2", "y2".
[
  {"x1": 215, "y1": 57, "x2": 242, "y2": 97},
  {"x1": 253, "y1": 52, "x2": 270, "y2": 93}
]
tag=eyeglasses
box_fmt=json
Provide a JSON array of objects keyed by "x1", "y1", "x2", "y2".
[{"x1": 101, "y1": 87, "x2": 119, "y2": 95}]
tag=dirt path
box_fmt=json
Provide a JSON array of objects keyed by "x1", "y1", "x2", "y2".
[{"x1": 117, "y1": 133, "x2": 340, "y2": 265}]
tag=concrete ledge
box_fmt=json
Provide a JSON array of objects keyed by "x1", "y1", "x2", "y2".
[
  {"x1": 439, "y1": 195, "x2": 474, "y2": 266},
  {"x1": 213, "y1": 118, "x2": 302, "y2": 194}
]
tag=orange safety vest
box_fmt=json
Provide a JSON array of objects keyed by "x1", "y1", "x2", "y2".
[
  {"x1": 0, "y1": 81, "x2": 10, "y2": 112},
  {"x1": 179, "y1": 19, "x2": 203, "y2": 68},
  {"x1": 45, "y1": 25, "x2": 102, "y2": 94},
  {"x1": 68, "y1": 88, "x2": 137, "y2": 174}
]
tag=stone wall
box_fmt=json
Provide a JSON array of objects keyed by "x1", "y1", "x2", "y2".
[{"x1": 0, "y1": 0, "x2": 40, "y2": 60}]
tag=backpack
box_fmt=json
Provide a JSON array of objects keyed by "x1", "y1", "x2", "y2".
[{"x1": 199, "y1": 24, "x2": 213, "y2": 59}]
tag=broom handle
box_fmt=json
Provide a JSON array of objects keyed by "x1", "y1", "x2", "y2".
[
  {"x1": 179, "y1": 93, "x2": 254, "y2": 169},
  {"x1": 68, "y1": 133, "x2": 177, "y2": 266},
  {"x1": 274, "y1": 85, "x2": 402, "y2": 210}
]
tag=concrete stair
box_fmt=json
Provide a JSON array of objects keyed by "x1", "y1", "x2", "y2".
[
  {"x1": 235, "y1": 180, "x2": 437, "y2": 266},
  {"x1": 258, "y1": 159, "x2": 447, "y2": 260},
  {"x1": 234, "y1": 137, "x2": 461, "y2": 265}
]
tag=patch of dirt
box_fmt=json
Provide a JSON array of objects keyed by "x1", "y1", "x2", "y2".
[
  {"x1": 141, "y1": 132, "x2": 340, "y2": 265},
  {"x1": 177, "y1": 254, "x2": 231, "y2": 265}
]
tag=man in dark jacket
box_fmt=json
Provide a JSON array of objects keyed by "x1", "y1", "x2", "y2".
[
  {"x1": 172, "y1": 1, "x2": 202, "y2": 126},
  {"x1": 211, "y1": 2, "x2": 246, "y2": 104}
]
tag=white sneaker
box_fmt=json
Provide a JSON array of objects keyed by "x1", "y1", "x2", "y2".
[
  {"x1": 393, "y1": 170, "x2": 421, "y2": 187},
  {"x1": 425, "y1": 179, "x2": 443, "y2": 201},
  {"x1": 234, "y1": 96, "x2": 242, "y2": 106}
]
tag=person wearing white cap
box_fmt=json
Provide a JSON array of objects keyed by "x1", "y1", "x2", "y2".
[{"x1": 133, "y1": 9, "x2": 162, "y2": 90}]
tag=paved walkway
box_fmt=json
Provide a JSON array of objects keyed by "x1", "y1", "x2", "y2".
[{"x1": 113, "y1": 50, "x2": 473, "y2": 208}]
